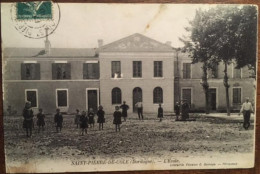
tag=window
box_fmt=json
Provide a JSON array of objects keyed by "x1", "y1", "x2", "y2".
[
  {"x1": 153, "y1": 87, "x2": 163, "y2": 104},
  {"x1": 233, "y1": 88, "x2": 241, "y2": 104},
  {"x1": 154, "y1": 61, "x2": 163, "y2": 77},
  {"x1": 56, "y1": 89, "x2": 68, "y2": 107},
  {"x1": 211, "y1": 64, "x2": 218, "y2": 78},
  {"x1": 133, "y1": 61, "x2": 142, "y2": 78},
  {"x1": 112, "y1": 87, "x2": 121, "y2": 104},
  {"x1": 233, "y1": 68, "x2": 242, "y2": 79},
  {"x1": 83, "y1": 62, "x2": 99, "y2": 79},
  {"x1": 25, "y1": 89, "x2": 38, "y2": 108},
  {"x1": 183, "y1": 63, "x2": 191, "y2": 79},
  {"x1": 52, "y1": 63, "x2": 71, "y2": 80},
  {"x1": 111, "y1": 61, "x2": 121, "y2": 78},
  {"x1": 21, "y1": 63, "x2": 40, "y2": 80},
  {"x1": 182, "y1": 88, "x2": 192, "y2": 105}
]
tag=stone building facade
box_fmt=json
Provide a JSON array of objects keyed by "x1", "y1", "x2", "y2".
[{"x1": 2, "y1": 33, "x2": 256, "y2": 115}]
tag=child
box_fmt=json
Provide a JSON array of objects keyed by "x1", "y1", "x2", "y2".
[
  {"x1": 120, "y1": 101, "x2": 129, "y2": 122},
  {"x1": 158, "y1": 104, "x2": 163, "y2": 122},
  {"x1": 80, "y1": 111, "x2": 88, "y2": 135},
  {"x1": 74, "y1": 109, "x2": 81, "y2": 128},
  {"x1": 88, "y1": 108, "x2": 95, "y2": 128},
  {"x1": 54, "y1": 108, "x2": 63, "y2": 132},
  {"x1": 36, "y1": 108, "x2": 45, "y2": 132},
  {"x1": 113, "y1": 106, "x2": 122, "y2": 132},
  {"x1": 97, "y1": 105, "x2": 105, "y2": 130}
]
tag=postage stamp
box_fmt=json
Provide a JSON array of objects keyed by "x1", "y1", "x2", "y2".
[
  {"x1": 10, "y1": 1, "x2": 60, "y2": 39},
  {"x1": 16, "y1": 2, "x2": 52, "y2": 20}
]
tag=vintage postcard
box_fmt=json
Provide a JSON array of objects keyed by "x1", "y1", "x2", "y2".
[{"x1": 1, "y1": 2, "x2": 258, "y2": 173}]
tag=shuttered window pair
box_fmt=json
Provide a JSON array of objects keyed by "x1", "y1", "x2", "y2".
[
  {"x1": 21, "y1": 63, "x2": 40, "y2": 80},
  {"x1": 83, "y1": 63, "x2": 99, "y2": 79},
  {"x1": 183, "y1": 63, "x2": 191, "y2": 79},
  {"x1": 52, "y1": 63, "x2": 71, "y2": 80}
]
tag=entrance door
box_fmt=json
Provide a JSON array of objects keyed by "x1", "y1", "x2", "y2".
[
  {"x1": 209, "y1": 88, "x2": 217, "y2": 111},
  {"x1": 133, "y1": 87, "x2": 142, "y2": 112},
  {"x1": 87, "y1": 89, "x2": 98, "y2": 112}
]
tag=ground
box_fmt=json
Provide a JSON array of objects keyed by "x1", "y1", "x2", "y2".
[{"x1": 3, "y1": 112, "x2": 255, "y2": 171}]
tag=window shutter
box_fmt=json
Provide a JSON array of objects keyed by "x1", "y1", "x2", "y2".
[
  {"x1": 21, "y1": 63, "x2": 26, "y2": 80},
  {"x1": 52, "y1": 63, "x2": 57, "y2": 80},
  {"x1": 183, "y1": 63, "x2": 187, "y2": 78},
  {"x1": 83, "y1": 63, "x2": 87, "y2": 79},
  {"x1": 66, "y1": 63, "x2": 71, "y2": 79},
  {"x1": 93, "y1": 63, "x2": 99, "y2": 79},
  {"x1": 34, "y1": 63, "x2": 40, "y2": 80}
]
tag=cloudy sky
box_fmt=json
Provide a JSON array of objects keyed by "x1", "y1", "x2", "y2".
[{"x1": 1, "y1": 3, "x2": 212, "y2": 49}]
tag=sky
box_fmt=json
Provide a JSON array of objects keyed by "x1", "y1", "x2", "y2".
[{"x1": 1, "y1": 3, "x2": 212, "y2": 49}]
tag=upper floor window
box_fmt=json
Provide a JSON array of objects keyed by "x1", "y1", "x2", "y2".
[
  {"x1": 111, "y1": 61, "x2": 121, "y2": 78},
  {"x1": 154, "y1": 61, "x2": 163, "y2": 77},
  {"x1": 133, "y1": 61, "x2": 142, "y2": 78},
  {"x1": 183, "y1": 63, "x2": 191, "y2": 79},
  {"x1": 211, "y1": 64, "x2": 218, "y2": 78},
  {"x1": 52, "y1": 62, "x2": 71, "y2": 80},
  {"x1": 21, "y1": 63, "x2": 40, "y2": 80},
  {"x1": 233, "y1": 88, "x2": 241, "y2": 104},
  {"x1": 153, "y1": 87, "x2": 163, "y2": 104},
  {"x1": 83, "y1": 61, "x2": 99, "y2": 79},
  {"x1": 112, "y1": 87, "x2": 122, "y2": 104},
  {"x1": 233, "y1": 68, "x2": 242, "y2": 79}
]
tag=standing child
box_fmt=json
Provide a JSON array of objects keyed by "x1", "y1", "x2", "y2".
[
  {"x1": 120, "y1": 101, "x2": 129, "y2": 122},
  {"x1": 54, "y1": 109, "x2": 63, "y2": 132},
  {"x1": 158, "y1": 104, "x2": 163, "y2": 122},
  {"x1": 97, "y1": 105, "x2": 105, "y2": 130},
  {"x1": 80, "y1": 111, "x2": 88, "y2": 135},
  {"x1": 36, "y1": 108, "x2": 45, "y2": 132},
  {"x1": 74, "y1": 109, "x2": 81, "y2": 128},
  {"x1": 113, "y1": 106, "x2": 122, "y2": 132},
  {"x1": 88, "y1": 108, "x2": 95, "y2": 128}
]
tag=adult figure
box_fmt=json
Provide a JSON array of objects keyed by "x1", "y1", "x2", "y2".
[
  {"x1": 135, "y1": 99, "x2": 143, "y2": 120},
  {"x1": 239, "y1": 97, "x2": 254, "y2": 130},
  {"x1": 181, "y1": 100, "x2": 189, "y2": 121},
  {"x1": 120, "y1": 101, "x2": 129, "y2": 121},
  {"x1": 174, "y1": 102, "x2": 180, "y2": 121},
  {"x1": 23, "y1": 101, "x2": 34, "y2": 137}
]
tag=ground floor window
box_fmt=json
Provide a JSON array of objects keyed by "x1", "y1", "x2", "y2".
[
  {"x1": 56, "y1": 89, "x2": 68, "y2": 107},
  {"x1": 233, "y1": 88, "x2": 241, "y2": 104},
  {"x1": 25, "y1": 89, "x2": 38, "y2": 108},
  {"x1": 182, "y1": 88, "x2": 192, "y2": 105},
  {"x1": 153, "y1": 87, "x2": 163, "y2": 104},
  {"x1": 112, "y1": 87, "x2": 121, "y2": 104}
]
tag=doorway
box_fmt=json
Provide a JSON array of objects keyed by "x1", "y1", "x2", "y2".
[
  {"x1": 133, "y1": 87, "x2": 142, "y2": 112},
  {"x1": 209, "y1": 88, "x2": 217, "y2": 111},
  {"x1": 86, "y1": 88, "x2": 99, "y2": 112}
]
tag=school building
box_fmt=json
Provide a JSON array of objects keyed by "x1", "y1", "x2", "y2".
[{"x1": 2, "y1": 33, "x2": 255, "y2": 115}]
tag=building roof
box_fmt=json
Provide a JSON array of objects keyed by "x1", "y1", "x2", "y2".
[
  {"x1": 101, "y1": 33, "x2": 174, "y2": 52},
  {"x1": 3, "y1": 47, "x2": 97, "y2": 58}
]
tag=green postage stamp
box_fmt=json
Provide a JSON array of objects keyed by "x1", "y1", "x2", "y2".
[{"x1": 16, "y1": 1, "x2": 52, "y2": 20}]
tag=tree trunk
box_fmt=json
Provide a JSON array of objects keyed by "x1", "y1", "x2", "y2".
[
  {"x1": 201, "y1": 63, "x2": 209, "y2": 114},
  {"x1": 223, "y1": 62, "x2": 230, "y2": 116}
]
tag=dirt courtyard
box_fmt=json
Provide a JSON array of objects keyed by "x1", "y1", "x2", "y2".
[{"x1": 3, "y1": 113, "x2": 254, "y2": 165}]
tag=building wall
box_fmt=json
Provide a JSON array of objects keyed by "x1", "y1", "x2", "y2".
[
  {"x1": 174, "y1": 53, "x2": 256, "y2": 112},
  {"x1": 3, "y1": 58, "x2": 100, "y2": 115},
  {"x1": 99, "y1": 52, "x2": 175, "y2": 114}
]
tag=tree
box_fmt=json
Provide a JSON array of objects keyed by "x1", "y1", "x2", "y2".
[
  {"x1": 234, "y1": 5, "x2": 257, "y2": 77},
  {"x1": 180, "y1": 9, "x2": 219, "y2": 114},
  {"x1": 182, "y1": 5, "x2": 257, "y2": 116}
]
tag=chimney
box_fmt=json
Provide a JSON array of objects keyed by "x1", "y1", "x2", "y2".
[
  {"x1": 44, "y1": 28, "x2": 51, "y2": 55},
  {"x1": 165, "y1": 41, "x2": 171, "y2": 47},
  {"x1": 98, "y1": 39, "x2": 103, "y2": 48}
]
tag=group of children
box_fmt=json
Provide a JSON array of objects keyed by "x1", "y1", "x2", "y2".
[{"x1": 23, "y1": 100, "x2": 165, "y2": 137}]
